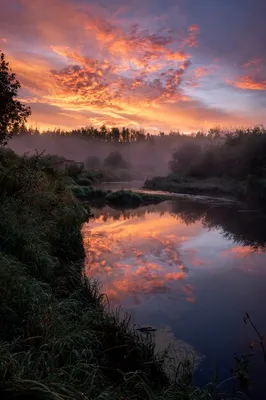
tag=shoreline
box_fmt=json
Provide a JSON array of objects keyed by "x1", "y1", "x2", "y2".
[
  {"x1": 0, "y1": 150, "x2": 171, "y2": 399},
  {"x1": 0, "y1": 149, "x2": 239, "y2": 399},
  {"x1": 144, "y1": 176, "x2": 245, "y2": 198}
]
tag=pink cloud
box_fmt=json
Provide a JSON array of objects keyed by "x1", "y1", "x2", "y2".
[
  {"x1": 183, "y1": 24, "x2": 200, "y2": 48},
  {"x1": 228, "y1": 75, "x2": 266, "y2": 91},
  {"x1": 193, "y1": 67, "x2": 214, "y2": 78}
]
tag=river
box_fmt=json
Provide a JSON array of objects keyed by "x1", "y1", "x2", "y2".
[{"x1": 82, "y1": 186, "x2": 266, "y2": 398}]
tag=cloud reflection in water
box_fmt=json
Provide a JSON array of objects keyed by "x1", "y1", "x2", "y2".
[{"x1": 82, "y1": 204, "x2": 202, "y2": 305}]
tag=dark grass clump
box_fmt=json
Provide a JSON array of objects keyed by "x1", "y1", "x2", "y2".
[
  {"x1": 75, "y1": 176, "x2": 92, "y2": 186},
  {"x1": 106, "y1": 190, "x2": 143, "y2": 207},
  {"x1": 69, "y1": 186, "x2": 109, "y2": 208}
]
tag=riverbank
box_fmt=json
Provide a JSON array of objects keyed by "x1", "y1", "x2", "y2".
[
  {"x1": 69, "y1": 185, "x2": 180, "y2": 208},
  {"x1": 0, "y1": 149, "x2": 228, "y2": 399},
  {"x1": 144, "y1": 176, "x2": 247, "y2": 200},
  {"x1": 144, "y1": 175, "x2": 266, "y2": 209}
]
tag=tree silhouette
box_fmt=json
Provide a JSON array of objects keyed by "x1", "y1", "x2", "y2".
[
  {"x1": 0, "y1": 52, "x2": 31, "y2": 145},
  {"x1": 104, "y1": 151, "x2": 129, "y2": 169}
]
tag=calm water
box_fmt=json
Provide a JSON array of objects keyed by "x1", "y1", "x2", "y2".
[{"x1": 82, "y1": 196, "x2": 266, "y2": 398}]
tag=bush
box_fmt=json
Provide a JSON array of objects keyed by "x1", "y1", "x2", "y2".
[
  {"x1": 106, "y1": 190, "x2": 143, "y2": 207},
  {"x1": 69, "y1": 184, "x2": 86, "y2": 198},
  {"x1": 66, "y1": 163, "x2": 83, "y2": 179},
  {"x1": 169, "y1": 143, "x2": 202, "y2": 175},
  {"x1": 104, "y1": 151, "x2": 129, "y2": 169},
  {"x1": 69, "y1": 185, "x2": 108, "y2": 202},
  {"x1": 86, "y1": 155, "x2": 101, "y2": 169},
  {"x1": 63, "y1": 175, "x2": 76, "y2": 185},
  {"x1": 76, "y1": 176, "x2": 92, "y2": 186}
]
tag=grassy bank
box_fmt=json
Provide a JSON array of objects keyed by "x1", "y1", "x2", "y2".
[
  {"x1": 1, "y1": 148, "x2": 231, "y2": 399},
  {"x1": 69, "y1": 185, "x2": 177, "y2": 208},
  {"x1": 144, "y1": 176, "x2": 247, "y2": 200}
]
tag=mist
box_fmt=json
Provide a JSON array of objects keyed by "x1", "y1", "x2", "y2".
[
  {"x1": 8, "y1": 126, "x2": 222, "y2": 183},
  {"x1": 8, "y1": 133, "x2": 177, "y2": 180}
]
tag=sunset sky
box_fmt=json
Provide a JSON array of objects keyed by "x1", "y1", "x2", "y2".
[{"x1": 1, "y1": 0, "x2": 266, "y2": 133}]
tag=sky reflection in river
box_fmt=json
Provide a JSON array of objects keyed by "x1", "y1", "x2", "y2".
[
  {"x1": 83, "y1": 203, "x2": 202, "y2": 304},
  {"x1": 83, "y1": 201, "x2": 266, "y2": 307},
  {"x1": 82, "y1": 199, "x2": 266, "y2": 396}
]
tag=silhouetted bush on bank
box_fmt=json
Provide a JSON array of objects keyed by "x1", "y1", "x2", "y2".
[{"x1": 106, "y1": 190, "x2": 143, "y2": 207}]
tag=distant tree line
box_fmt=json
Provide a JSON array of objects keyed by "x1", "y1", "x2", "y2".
[{"x1": 13, "y1": 123, "x2": 246, "y2": 144}]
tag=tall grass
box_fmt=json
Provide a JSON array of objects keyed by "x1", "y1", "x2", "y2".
[{"x1": 0, "y1": 148, "x2": 235, "y2": 399}]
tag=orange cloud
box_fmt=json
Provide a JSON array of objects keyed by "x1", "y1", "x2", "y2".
[
  {"x1": 222, "y1": 246, "x2": 263, "y2": 258},
  {"x1": 186, "y1": 66, "x2": 214, "y2": 88},
  {"x1": 182, "y1": 284, "x2": 196, "y2": 303},
  {"x1": 2, "y1": 0, "x2": 197, "y2": 130},
  {"x1": 183, "y1": 24, "x2": 200, "y2": 48},
  {"x1": 228, "y1": 75, "x2": 266, "y2": 90},
  {"x1": 193, "y1": 67, "x2": 214, "y2": 78}
]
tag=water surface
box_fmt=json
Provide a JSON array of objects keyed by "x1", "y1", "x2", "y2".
[{"x1": 82, "y1": 198, "x2": 266, "y2": 397}]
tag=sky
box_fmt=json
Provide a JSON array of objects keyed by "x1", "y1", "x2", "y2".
[{"x1": 0, "y1": 0, "x2": 266, "y2": 133}]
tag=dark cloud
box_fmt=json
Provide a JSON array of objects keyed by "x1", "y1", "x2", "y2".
[{"x1": 182, "y1": 0, "x2": 266, "y2": 66}]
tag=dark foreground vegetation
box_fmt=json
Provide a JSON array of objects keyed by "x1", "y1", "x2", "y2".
[
  {"x1": 144, "y1": 126, "x2": 266, "y2": 207},
  {"x1": 0, "y1": 148, "x2": 237, "y2": 399},
  {"x1": 0, "y1": 149, "x2": 164, "y2": 399}
]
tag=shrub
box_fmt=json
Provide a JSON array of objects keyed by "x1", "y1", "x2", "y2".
[
  {"x1": 86, "y1": 155, "x2": 101, "y2": 169},
  {"x1": 76, "y1": 176, "x2": 92, "y2": 186},
  {"x1": 104, "y1": 151, "x2": 129, "y2": 169},
  {"x1": 106, "y1": 190, "x2": 143, "y2": 207},
  {"x1": 69, "y1": 185, "x2": 108, "y2": 202},
  {"x1": 169, "y1": 143, "x2": 202, "y2": 175},
  {"x1": 63, "y1": 175, "x2": 76, "y2": 185},
  {"x1": 69, "y1": 184, "x2": 86, "y2": 198},
  {"x1": 66, "y1": 163, "x2": 83, "y2": 179}
]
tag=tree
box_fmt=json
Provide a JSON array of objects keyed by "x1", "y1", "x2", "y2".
[
  {"x1": 110, "y1": 127, "x2": 120, "y2": 142},
  {"x1": 207, "y1": 126, "x2": 221, "y2": 140},
  {"x1": 121, "y1": 127, "x2": 129, "y2": 142},
  {"x1": 169, "y1": 143, "x2": 202, "y2": 175},
  {"x1": 86, "y1": 155, "x2": 101, "y2": 169},
  {"x1": 0, "y1": 52, "x2": 31, "y2": 145},
  {"x1": 104, "y1": 151, "x2": 129, "y2": 169}
]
